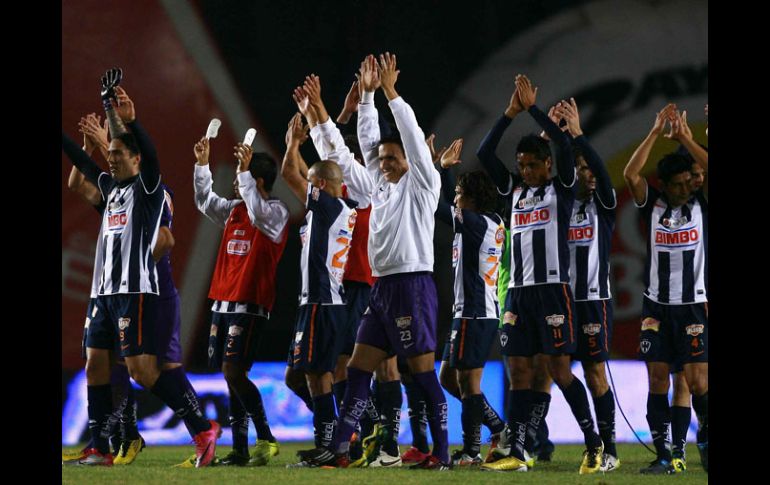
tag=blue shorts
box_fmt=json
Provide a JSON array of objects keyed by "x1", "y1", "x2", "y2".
[
  {"x1": 82, "y1": 298, "x2": 106, "y2": 358},
  {"x1": 356, "y1": 272, "x2": 438, "y2": 358},
  {"x1": 292, "y1": 303, "x2": 348, "y2": 373},
  {"x1": 447, "y1": 318, "x2": 499, "y2": 369},
  {"x1": 87, "y1": 294, "x2": 159, "y2": 358},
  {"x1": 574, "y1": 299, "x2": 613, "y2": 362},
  {"x1": 639, "y1": 297, "x2": 708, "y2": 365},
  {"x1": 208, "y1": 312, "x2": 267, "y2": 369},
  {"x1": 499, "y1": 283, "x2": 576, "y2": 357},
  {"x1": 341, "y1": 281, "x2": 371, "y2": 356}
]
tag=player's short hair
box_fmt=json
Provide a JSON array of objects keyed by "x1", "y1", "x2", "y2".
[
  {"x1": 249, "y1": 152, "x2": 278, "y2": 191},
  {"x1": 457, "y1": 170, "x2": 498, "y2": 213},
  {"x1": 378, "y1": 135, "x2": 405, "y2": 157},
  {"x1": 115, "y1": 133, "x2": 140, "y2": 156},
  {"x1": 516, "y1": 134, "x2": 551, "y2": 161},
  {"x1": 656, "y1": 153, "x2": 692, "y2": 185}
]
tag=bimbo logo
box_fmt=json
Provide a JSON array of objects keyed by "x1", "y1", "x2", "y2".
[
  {"x1": 227, "y1": 239, "x2": 251, "y2": 255},
  {"x1": 107, "y1": 212, "x2": 128, "y2": 229},
  {"x1": 569, "y1": 226, "x2": 594, "y2": 242},
  {"x1": 655, "y1": 229, "x2": 699, "y2": 246},
  {"x1": 513, "y1": 208, "x2": 550, "y2": 227}
]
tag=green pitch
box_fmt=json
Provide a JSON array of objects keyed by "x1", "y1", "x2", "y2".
[{"x1": 62, "y1": 442, "x2": 708, "y2": 484}]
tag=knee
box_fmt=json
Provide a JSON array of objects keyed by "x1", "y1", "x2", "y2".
[
  {"x1": 439, "y1": 366, "x2": 456, "y2": 391},
  {"x1": 85, "y1": 359, "x2": 109, "y2": 384},
  {"x1": 128, "y1": 366, "x2": 157, "y2": 388},
  {"x1": 648, "y1": 372, "x2": 670, "y2": 393},
  {"x1": 583, "y1": 366, "x2": 608, "y2": 396},
  {"x1": 222, "y1": 363, "x2": 246, "y2": 386},
  {"x1": 285, "y1": 368, "x2": 304, "y2": 392},
  {"x1": 688, "y1": 374, "x2": 708, "y2": 396}
]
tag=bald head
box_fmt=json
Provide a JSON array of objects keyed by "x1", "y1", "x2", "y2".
[{"x1": 308, "y1": 159, "x2": 344, "y2": 197}]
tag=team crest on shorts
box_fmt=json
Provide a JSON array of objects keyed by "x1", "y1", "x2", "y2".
[
  {"x1": 641, "y1": 318, "x2": 660, "y2": 332},
  {"x1": 503, "y1": 312, "x2": 517, "y2": 325},
  {"x1": 118, "y1": 318, "x2": 131, "y2": 330},
  {"x1": 500, "y1": 333, "x2": 509, "y2": 347},
  {"x1": 582, "y1": 323, "x2": 601, "y2": 335},
  {"x1": 208, "y1": 346, "x2": 214, "y2": 358},
  {"x1": 396, "y1": 316, "x2": 412, "y2": 329},
  {"x1": 546, "y1": 314, "x2": 565, "y2": 327},
  {"x1": 229, "y1": 325, "x2": 243, "y2": 337},
  {"x1": 640, "y1": 339, "x2": 652, "y2": 354},
  {"x1": 685, "y1": 324, "x2": 705, "y2": 336}
]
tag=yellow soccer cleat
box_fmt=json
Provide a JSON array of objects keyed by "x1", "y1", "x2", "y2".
[
  {"x1": 578, "y1": 442, "x2": 604, "y2": 474},
  {"x1": 173, "y1": 454, "x2": 198, "y2": 468},
  {"x1": 113, "y1": 436, "x2": 146, "y2": 465},
  {"x1": 249, "y1": 439, "x2": 280, "y2": 466},
  {"x1": 480, "y1": 455, "x2": 528, "y2": 472},
  {"x1": 671, "y1": 456, "x2": 686, "y2": 473}
]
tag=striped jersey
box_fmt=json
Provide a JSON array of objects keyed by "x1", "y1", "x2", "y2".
[
  {"x1": 568, "y1": 194, "x2": 615, "y2": 301},
  {"x1": 508, "y1": 179, "x2": 574, "y2": 288},
  {"x1": 451, "y1": 208, "x2": 505, "y2": 319},
  {"x1": 299, "y1": 184, "x2": 357, "y2": 305},
  {"x1": 96, "y1": 172, "x2": 164, "y2": 295},
  {"x1": 638, "y1": 185, "x2": 708, "y2": 305}
]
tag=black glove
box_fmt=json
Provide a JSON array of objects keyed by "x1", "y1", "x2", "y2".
[{"x1": 100, "y1": 67, "x2": 123, "y2": 103}]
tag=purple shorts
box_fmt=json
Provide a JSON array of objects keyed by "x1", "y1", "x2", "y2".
[
  {"x1": 156, "y1": 293, "x2": 182, "y2": 364},
  {"x1": 356, "y1": 272, "x2": 438, "y2": 358}
]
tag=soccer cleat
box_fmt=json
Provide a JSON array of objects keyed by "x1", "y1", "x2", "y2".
[
  {"x1": 62, "y1": 447, "x2": 89, "y2": 465},
  {"x1": 193, "y1": 419, "x2": 222, "y2": 468},
  {"x1": 486, "y1": 426, "x2": 512, "y2": 463},
  {"x1": 599, "y1": 453, "x2": 621, "y2": 472},
  {"x1": 639, "y1": 458, "x2": 676, "y2": 474},
  {"x1": 113, "y1": 436, "x2": 146, "y2": 465},
  {"x1": 578, "y1": 442, "x2": 604, "y2": 475},
  {"x1": 219, "y1": 450, "x2": 250, "y2": 466},
  {"x1": 409, "y1": 455, "x2": 451, "y2": 470},
  {"x1": 368, "y1": 449, "x2": 402, "y2": 467},
  {"x1": 534, "y1": 438, "x2": 555, "y2": 462},
  {"x1": 480, "y1": 455, "x2": 528, "y2": 472},
  {"x1": 671, "y1": 457, "x2": 686, "y2": 473},
  {"x1": 293, "y1": 447, "x2": 347, "y2": 468},
  {"x1": 697, "y1": 442, "x2": 708, "y2": 472},
  {"x1": 524, "y1": 450, "x2": 534, "y2": 469},
  {"x1": 360, "y1": 423, "x2": 383, "y2": 465},
  {"x1": 484, "y1": 432, "x2": 501, "y2": 463},
  {"x1": 450, "y1": 449, "x2": 483, "y2": 466},
  {"x1": 77, "y1": 448, "x2": 114, "y2": 466},
  {"x1": 249, "y1": 439, "x2": 279, "y2": 466},
  {"x1": 173, "y1": 454, "x2": 198, "y2": 468},
  {"x1": 401, "y1": 446, "x2": 430, "y2": 465}
]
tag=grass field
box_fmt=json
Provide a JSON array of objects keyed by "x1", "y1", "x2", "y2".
[{"x1": 62, "y1": 442, "x2": 708, "y2": 484}]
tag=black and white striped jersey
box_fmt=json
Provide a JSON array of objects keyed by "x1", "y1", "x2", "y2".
[
  {"x1": 568, "y1": 195, "x2": 615, "y2": 301},
  {"x1": 637, "y1": 185, "x2": 708, "y2": 305}
]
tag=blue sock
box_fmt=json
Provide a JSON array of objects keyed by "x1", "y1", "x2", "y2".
[
  {"x1": 333, "y1": 380, "x2": 347, "y2": 413},
  {"x1": 332, "y1": 367, "x2": 373, "y2": 453},
  {"x1": 151, "y1": 369, "x2": 210, "y2": 436},
  {"x1": 411, "y1": 371, "x2": 449, "y2": 464},
  {"x1": 403, "y1": 380, "x2": 429, "y2": 452},
  {"x1": 646, "y1": 393, "x2": 672, "y2": 461},
  {"x1": 482, "y1": 393, "x2": 505, "y2": 434},
  {"x1": 559, "y1": 377, "x2": 602, "y2": 449},
  {"x1": 87, "y1": 384, "x2": 113, "y2": 454},
  {"x1": 312, "y1": 392, "x2": 337, "y2": 449},
  {"x1": 377, "y1": 380, "x2": 402, "y2": 455},
  {"x1": 595, "y1": 389, "x2": 617, "y2": 457},
  {"x1": 228, "y1": 384, "x2": 250, "y2": 455}
]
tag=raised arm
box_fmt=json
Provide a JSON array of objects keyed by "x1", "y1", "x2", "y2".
[
  {"x1": 78, "y1": 113, "x2": 110, "y2": 161},
  {"x1": 305, "y1": 74, "x2": 374, "y2": 205},
  {"x1": 357, "y1": 55, "x2": 383, "y2": 180},
  {"x1": 476, "y1": 80, "x2": 525, "y2": 194},
  {"x1": 62, "y1": 131, "x2": 104, "y2": 187},
  {"x1": 557, "y1": 98, "x2": 616, "y2": 208},
  {"x1": 516, "y1": 75, "x2": 575, "y2": 187},
  {"x1": 378, "y1": 52, "x2": 439, "y2": 191},
  {"x1": 623, "y1": 103, "x2": 676, "y2": 205},
  {"x1": 193, "y1": 136, "x2": 239, "y2": 227},
  {"x1": 337, "y1": 77, "x2": 361, "y2": 125},
  {"x1": 234, "y1": 142, "x2": 289, "y2": 242},
  {"x1": 281, "y1": 113, "x2": 311, "y2": 203}
]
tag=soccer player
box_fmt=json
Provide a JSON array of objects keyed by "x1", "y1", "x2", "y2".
[
  {"x1": 281, "y1": 112, "x2": 358, "y2": 464},
  {"x1": 298, "y1": 75, "x2": 406, "y2": 467},
  {"x1": 432, "y1": 138, "x2": 508, "y2": 466},
  {"x1": 623, "y1": 104, "x2": 708, "y2": 474},
  {"x1": 61, "y1": 81, "x2": 221, "y2": 467},
  {"x1": 554, "y1": 98, "x2": 620, "y2": 471},
  {"x1": 476, "y1": 75, "x2": 604, "y2": 474},
  {"x1": 192, "y1": 129, "x2": 290, "y2": 466}
]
